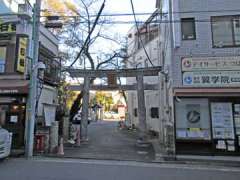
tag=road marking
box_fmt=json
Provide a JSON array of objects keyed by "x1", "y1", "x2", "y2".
[{"x1": 12, "y1": 158, "x2": 240, "y2": 172}]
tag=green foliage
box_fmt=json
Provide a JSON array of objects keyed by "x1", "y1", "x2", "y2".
[
  {"x1": 91, "y1": 92, "x2": 114, "y2": 112},
  {"x1": 57, "y1": 81, "x2": 78, "y2": 114}
]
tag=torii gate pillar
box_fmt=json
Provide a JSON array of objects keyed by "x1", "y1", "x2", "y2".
[
  {"x1": 81, "y1": 76, "x2": 90, "y2": 141},
  {"x1": 137, "y1": 74, "x2": 147, "y2": 142}
]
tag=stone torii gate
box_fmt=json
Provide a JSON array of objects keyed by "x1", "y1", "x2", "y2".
[{"x1": 67, "y1": 66, "x2": 162, "y2": 142}]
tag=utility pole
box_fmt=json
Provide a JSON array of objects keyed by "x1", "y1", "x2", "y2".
[
  {"x1": 164, "y1": 0, "x2": 175, "y2": 157},
  {"x1": 25, "y1": 0, "x2": 41, "y2": 158}
]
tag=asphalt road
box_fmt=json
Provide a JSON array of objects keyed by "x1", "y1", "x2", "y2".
[
  {"x1": 0, "y1": 158, "x2": 240, "y2": 180},
  {"x1": 64, "y1": 120, "x2": 154, "y2": 161}
]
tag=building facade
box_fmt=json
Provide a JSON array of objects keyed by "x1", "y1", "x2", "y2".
[
  {"x1": 127, "y1": 0, "x2": 240, "y2": 156},
  {"x1": 159, "y1": 0, "x2": 240, "y2": 155},
  {"x1": 0, "y1": 0, "x2": 60, "y2": 152},
  {"x1": 126, "y1": 11, "x2": 162, "y2": 134}
]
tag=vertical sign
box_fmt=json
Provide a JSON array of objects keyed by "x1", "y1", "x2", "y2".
[
  {"x1": 0, "y1": 46, "x2": 7, "y2": 73},
  {"x1": 211, "y1": 103, "x2": 235, "y2": 139},
  {"x1": 16, "y1": 37, "x2": 28, "y2": 73},
  {"x1": 234, "y1": 104, "x2": 240, "y2": 136}
]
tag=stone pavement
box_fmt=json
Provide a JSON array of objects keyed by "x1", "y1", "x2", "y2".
[{"x1": 63, "y1": 120, "x2": 155, "y2": 162}]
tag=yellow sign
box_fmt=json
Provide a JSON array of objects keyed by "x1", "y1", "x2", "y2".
[
  {"x1": 17, "y1": 37, "x2": 28, "y2": 73},
  {"x1": 189, "y1": 128, "x2": 201, "y2": 132},
  {"x1": 0, "y1": 18, "x2": 16, "y2": 34}
]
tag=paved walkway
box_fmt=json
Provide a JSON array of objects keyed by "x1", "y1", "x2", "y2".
[{"x1": 63, "y1": 120, "x2": 155, "y2": 162}]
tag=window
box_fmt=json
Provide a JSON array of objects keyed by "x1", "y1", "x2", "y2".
[
  {"x1": 181, "y1": 18, "x2": 196, "y2": 40},
  {"x1": 150, "y1": 107, "x2": 159, "y2": 118},
  {"x1": 135, "y1": 13, "x2": 160, "y2": 50},
  {"x1": 212, "y1": 16, "x2": 240, "y2": 47},
  {"x1": 0, "y1": 46, "x2": 7, "y2": 73},
  {"x1": 233, "y1": 18, "x2": 240, "y2": 45},
  {"x1": 144, "y1": 59, "x2": 148, "y2": 68}
]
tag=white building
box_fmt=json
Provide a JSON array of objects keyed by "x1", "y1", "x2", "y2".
[{"x1": 126, "y1": 11, "x2": 162, "y2": 134}]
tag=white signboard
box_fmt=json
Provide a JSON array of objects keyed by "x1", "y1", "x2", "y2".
[
  {"x1": 234, "y1": 104, "x2": 240, "y2": 135},
  {"x1": 43, "y1": 104, "x2": 56, "y2": 127},
  {"x1": 10, "y1": 116, "x2": 18, "y2": 123},
  {"x1": 182, "y1": 56, "x2": 240, "y2": 71},
  {"x1": 211, "y1": 103, "x2": 235, "y2": 139},
  {"x1": 175, "y1": 98, "x2": 211, "y2": 140},
  {"x1": 183, "y1": 71, "x2": 240, "y2": 86}
]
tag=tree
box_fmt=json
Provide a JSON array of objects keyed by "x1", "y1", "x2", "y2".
[
  {"x1": 47, "y1": 0, "x2": 129, "y2": 121},
  {"x1": 91, "y1": 92, "x2": 114, "y2": 112},
  {"x1": 43, "y1": 0, "x2": 78, "y2": 17}
]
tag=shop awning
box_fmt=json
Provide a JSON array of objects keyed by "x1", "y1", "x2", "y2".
[
  {"x1": 173, "y1": 87, "x2": 240, "y2": 97},
  {"x1": 0, "y1": 80, "x2": 29, "y2": 95}
]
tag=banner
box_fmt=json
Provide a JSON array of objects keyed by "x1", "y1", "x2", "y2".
[{"x1": 16, "y1": 37, "x2": 28, "y2": 73}]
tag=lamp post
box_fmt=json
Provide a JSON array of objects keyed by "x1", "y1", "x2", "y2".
[{"x1": 25, "y1": 0, "x2": 41, "y2": 158}]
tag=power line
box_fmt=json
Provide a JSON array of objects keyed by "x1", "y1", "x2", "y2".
[
  {"x1": 41, "y1": 9, "x2": 240, "y2": 18},
  {"x1": 45, "y1": 18, "x2": 239, "y2": 26},
  {"x1": 130, "y1": 0, "x2": 154, "y2": 67}
]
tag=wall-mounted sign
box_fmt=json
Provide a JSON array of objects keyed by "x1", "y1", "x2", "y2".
[
  {"x1": 16, "y1": 37, "x2": 28, "y2": 73},
  {"x1": 211, "y1": 103, "x2": 235, "y2": 140},
  {"x1": 183, "y1": 71, "x2": 240, "y2": 86},
  {"x1": 175, "y1": 98, "x2": 211, "y2": 140},
  {"x1": 216, "y1": 140, "x2": 226, "y2": 150},
  {"x1": 234, "y1": 104, "x2": 240, "y2": 135},
  {"x1": 182, "y1": 56, "x2": 240, "y2": 71},
  {"x1": 10, "y1": 116, "x2": 18, "y2": 123},
  {"x1": 0, "y1": 18, "x2": 16, "y2": 34},
  {"x1": 44, "y1": 104, "x2": 56, "y2": 127},
  {"x1": 0, "y1": 89, "x2": 18, "y2": 94}
]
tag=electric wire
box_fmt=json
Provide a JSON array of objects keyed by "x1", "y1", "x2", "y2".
[
  {"x1": 40, "y1": 18, "x2": 240, "y2": 26},
  {"x1": 130, "y1": 0, "x2": 154, "y2": 67},
  {"x1": 41, "y1": 9, "x2": 240, "y2": 18},
  {"x1": 68, "y1": 0, "x2": 106, "y2": 68}
]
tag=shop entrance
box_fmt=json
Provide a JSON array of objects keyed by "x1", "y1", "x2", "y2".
[
  {"x1": 174, "y1": 96, "x2": 240, "y2": 156},
  {"x1": 1, "y1": 100, "x2": 26, "y2": 149}
]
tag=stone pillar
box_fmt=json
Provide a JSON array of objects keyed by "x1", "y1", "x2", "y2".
[
  {"x1": 50, "y1": 121, "x2": 59, "y2": 153},
  {"x1": 136, "y1": 74, "x2": 147, "y2": 142},
  {"x1": 63, "y1": 116, "x2": 69, "y2": 143},
  {"x1": 81, "y1": 76, "x2": 90, "y2": 141}
]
